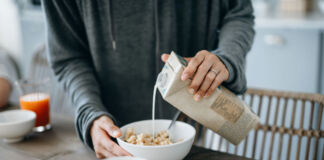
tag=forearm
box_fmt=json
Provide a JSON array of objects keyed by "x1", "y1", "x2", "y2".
[
  {"x1": 213, "y1": 0, "x2": 255, "y2": 94},
  {"x1": 42, "y1": 0, "x2": 115, "y2": 149},
  {"x1": 60, "y1": 61, "x2": 116, "y2": 150},
  {"x1": 51, "y1": 58, "x2": 115, "y2": 149}
]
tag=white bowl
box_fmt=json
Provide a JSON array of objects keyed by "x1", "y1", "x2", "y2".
[
  {"x1": 117, "y1": 119, "x2": 196, "y2": 160},
  {"x1": 0, "y1": 110, "x2": 36, "y2": 143}
]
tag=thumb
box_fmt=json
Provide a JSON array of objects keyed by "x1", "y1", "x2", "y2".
[
  {"x1": 106, "y1": 124, "x2": 122, "y2": 138},
  {"x1": 161, "y1": 53, "x2": 191, "y2": 63},
  {"x1": 101, "y1": 118, "x2": 122, "y2": 138}
]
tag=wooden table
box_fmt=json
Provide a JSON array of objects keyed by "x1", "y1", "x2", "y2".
[{"x1": 0, "y1": 109, "x2": 251, "y2": 160}]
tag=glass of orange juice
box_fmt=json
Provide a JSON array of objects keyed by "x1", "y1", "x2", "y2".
[{"x1": 16, "y1": 79, "x2": 51, "y2": 132}]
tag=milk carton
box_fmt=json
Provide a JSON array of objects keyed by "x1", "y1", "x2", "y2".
[{"x1": 157, "y1": 51, "x2": 259, "y2": 145}]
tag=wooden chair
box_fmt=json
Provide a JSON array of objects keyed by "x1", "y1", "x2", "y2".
[{"x1": 178, "y1": 88, "x2": 324, "y2": 160}]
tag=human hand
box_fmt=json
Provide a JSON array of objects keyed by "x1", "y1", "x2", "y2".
[
  {"x1": 161, "y1": 50, "x2": 229, "y2": 101},
  {"x1": 90, "y1": 116, "x2": 132, "y2": 159}
]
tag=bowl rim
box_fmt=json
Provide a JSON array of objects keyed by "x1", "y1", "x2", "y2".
[
  {"x1": 117, "y1": 119, "x2": 196, "y2": 149},
  {"x1": 0, "y1": 109, "x2": 36, "y2": 126}
]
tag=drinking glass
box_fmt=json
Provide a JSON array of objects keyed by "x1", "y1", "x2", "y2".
[{"x1": 15, "y1": 78, "x2": 51, "y2": 132}]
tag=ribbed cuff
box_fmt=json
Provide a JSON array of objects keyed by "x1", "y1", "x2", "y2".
[{"x1": 211, "y1": 49, "x2": 235, "y2": 84}]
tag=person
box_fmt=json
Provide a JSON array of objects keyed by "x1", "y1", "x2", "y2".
[
  {"x1": 0, "y1": 50, "x2": 18, "y2": 108},
  {"x1": 42, "y1": 0, "x2": 255, "y2": 158}
]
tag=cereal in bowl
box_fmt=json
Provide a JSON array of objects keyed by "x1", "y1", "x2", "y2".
[{"x1": 123, "y1": 128, "x2": 175, "y2": 146}]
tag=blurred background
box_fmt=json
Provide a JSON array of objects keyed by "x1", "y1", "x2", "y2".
[{"x1": 0, "y1": 0, "x2": 323, "y2": 94}]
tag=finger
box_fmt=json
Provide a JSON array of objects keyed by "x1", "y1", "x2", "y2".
[
  {"x1": 182, "y1": 52, "x2": 206, "y2": 81},
  {"x1": 188, "y1": 60, "x2": 213, "y2": 97},
  {"x1": 95, "y1": 133, "x2": 118, "y2": 158},
  {"x1": 96, "y1": 128, "x2": 130, "y2": 157},
  {"x1": 184, "y1": 57, "x2": 191, "y2": 62},
  {"x1": 99, "y1": 117, "x2": 122, "y2": 138},
  {"x1": 97, "y1": 141, "x2": 118, "y2": 158},
  {"x1": 206, "y1": 71, "x2": 227, "y2": 97},
  {"x1": 113, "y1": 146, "x2": 133, "y2": 157},
  {"x1": 100, "y1": 148, "x2": 118, "y2": 158},
  {"x1": 161, "y1": 54, "x2": 169, "y2": 62},
  {"x1": 101, "y1": 137, "x2": 132, "y2": 157},
  {"x1": 161, "y1": 54, "x2": 191, "y2": 63},
  {"x1": 194, "y1": 71, "x2": 217, "y2": 101},
  {"x1": 110, "y1": 143, "x2": 132, "y2": 157},
  {"x1": 96, "y1": 152, "x2": 105, "y2": 159}
]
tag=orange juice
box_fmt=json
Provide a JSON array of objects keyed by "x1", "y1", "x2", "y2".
[{"x1": 20, "y1": 93, "x2": 50, "y2": 127}]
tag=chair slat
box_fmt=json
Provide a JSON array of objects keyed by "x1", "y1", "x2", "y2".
[
  {"x1": 305, "y1": 101, "x2": 315, "y2": 160},
  {"x1": 225, "y1": 140, "x2": 229, "y2": 152},
  {"x1": 218, "y1": 137, "x2": 223, "y2": 151},
  {"x1": 287, "y1": 99, "x2": 297, "y2": 160},
  {"x1": 260, "y1": 96, "x2": 273, "y2": 160},
  {"x1": 234, "y1": 144, "x2": 238, "y2": 155},
  {"x1": 193, "y1": 121, "x2": 200, "y2": 145},
  {"x1": 313, "y1": 103, "x2": 323, "y2": 160},
  {"x1": 243, "y1": 94, "x2": 255, "y2": 157},
  {"x1": 278, "y1": 98, "x2": 289, "y2": 160},
  {"x1": 252, "y1": 95, "x2": 264, "y2": 159},
  {"x1": 296, "y1": 100, "x2": 306, "y2": 160},
  {"x1": 208, "y1": 132, "x2": 215, "y2": 149},
  {"x1": 200, "y1": 127, "x2": 207, "y2": 147},
  {"x1": 268, "y1": 97, "x2": 281, "y2": 160}
]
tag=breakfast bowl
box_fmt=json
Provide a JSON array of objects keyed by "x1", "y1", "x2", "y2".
[
  {"x1": 117, "y1": 119, "x2": 196, "y2": 160},
  {"x1": 0, "y1": 109, "x2": 36, "y2": 143}
]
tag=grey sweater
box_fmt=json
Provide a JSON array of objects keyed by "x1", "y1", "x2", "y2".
[{"x1": 42, "y1": 0, "x2": 254, "y2": 149}]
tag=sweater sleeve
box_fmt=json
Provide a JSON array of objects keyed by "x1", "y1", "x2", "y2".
[
  {"x1": 0, "y1": 52, "x2": 18, "y2": 84},
  {"x1": 212, "y1": 0, "x2": 255, "y2": 94},
  {"x1": 42, "y1": 0, "x2": 116, "y2": 150}
]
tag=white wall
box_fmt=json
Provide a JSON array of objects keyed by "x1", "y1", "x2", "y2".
[{"x1": 0, "y1": 0, "x2": 22, "y2": 63}]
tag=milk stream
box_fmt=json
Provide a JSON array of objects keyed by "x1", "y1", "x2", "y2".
[{"x1": 152, "y1": 84, "x2": 158, "y2": 139}]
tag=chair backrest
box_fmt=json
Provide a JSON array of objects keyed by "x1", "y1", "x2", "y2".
[
  {"x1": 26, "y1": 44, "x2": 73, "y2": 116},
  {"x1": 178, "y1": 88, "x2": 324, "y2": 160}
]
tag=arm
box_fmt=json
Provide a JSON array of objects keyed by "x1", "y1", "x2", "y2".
[
  {"x1": 42, "y1": 1, "x2": 131, "y2": 158},
  {"x1": 160, "y1": 0, "x2": 254, "y2": 101},
  {"x1": 42, "y1": 0, "x2": 115, "y2": 149},
  {"x1": 212, "y1": 0, "x2": 255, "y2": 94}
]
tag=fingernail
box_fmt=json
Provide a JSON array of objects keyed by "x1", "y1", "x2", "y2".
[
  {"x1": 194, "y1": 94, "x2": 201, "y2": 101},
  {"x1": 113, "y1": 131, "x2": 120, "y2": 137},
  {"x1": 204, "y1": 94, "x2": 209, "y2": 98},
  {"x1": 181, "y1": 73, "x2": 189, "y2": 81},
  {"x1": 188, "y1": 88, "x2": 195, "y2": 94}
]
